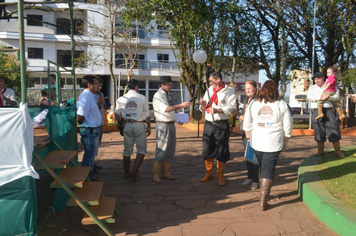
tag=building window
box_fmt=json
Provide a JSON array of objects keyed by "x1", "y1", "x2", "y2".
[
  {"x1": 115, "y1": 54, "x2": 145, "y2": 69},
  {"x1": 27, "y1": 14, "x2": 43, "y2": 26},
  {"x1": 57, "y1": 50, "x2": 85, "y2": 67},
  {"x1": 157, "y1": 54, "x2": 169, "y2": 62},
  {"x1": 28, "y1": 48, "x2": 43, "y2": 59},
  {"x1": 56, "y1": 18, "x2": 84, "y2": 35}
]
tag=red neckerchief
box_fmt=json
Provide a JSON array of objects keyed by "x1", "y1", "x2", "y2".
[
  {"x1": 205, "y1": 83, "x2": 225, "y2": 113},
  {"x1": 0, "y1": 87, "x2": 7, "y2": 106}
]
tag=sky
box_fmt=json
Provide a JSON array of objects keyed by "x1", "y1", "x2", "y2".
[{"x1": 259, "y1": 70, "x2": 290, "y2": 97}]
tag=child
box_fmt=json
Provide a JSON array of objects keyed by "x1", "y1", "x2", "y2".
[{"x1": 316, "y1": 66, "x2": 345, "y2": 120}]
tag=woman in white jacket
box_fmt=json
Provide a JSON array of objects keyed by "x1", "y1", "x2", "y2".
[{"x1": 243, "y1": 80, "x2": 293, "y2": 211}]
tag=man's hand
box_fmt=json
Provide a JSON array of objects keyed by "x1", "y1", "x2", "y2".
[
  {"x1": 180, "y1": 101, "x2": 191, "y2": 109},
  {"x1": 348, "y1": 94, "x2": 356, "y2": 103},
  {"x1": 320, "y1": 94, "x2": 330, "y2": 101},
  {"x1": 199, "y1": 99, "x2": 207, "y2": 109},
  {"x1": 239, "y1": 115, "x2": 244, "y2": 122},
  {"x1": 146, "y1": 128, "x2": 151, "y2": 137},
  {"x1": 0, "y1": 92, "x2": 3, "y2": 99}
]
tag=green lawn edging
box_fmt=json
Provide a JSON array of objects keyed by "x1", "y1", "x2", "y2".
[{"x1": 297, "y1": 147, "x2": 356, "y2": 236}]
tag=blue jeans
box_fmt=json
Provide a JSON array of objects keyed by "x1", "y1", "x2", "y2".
[
  {"x1": 253, "y1": 150, "x2": 281, "y2": 180},
  {"x1": 80, "y1": 127, "x2": 101, "y2": 179}
]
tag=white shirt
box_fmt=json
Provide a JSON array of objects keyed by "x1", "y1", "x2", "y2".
[
  {"x1": 115, "y1": 90, "x2": 150, "y2": 121},
  {"x1": 243, "y1": 100, "x2": 293, "y2": 152},
  {"x1": 77, "y1": 89, "x2": 102, "y2": 127},
  {"x1": 1, "y1": 87, "x2": 17, "y2": 105},
  {"x1": 200, "y1": 84, "x2": 236, "y2": 122},
  {"x1": 307, "y1": 83, "x2": 340, "y2": 109},
  {"x1": 153, "y1": 88, "x2": 176, "y2": 122}
]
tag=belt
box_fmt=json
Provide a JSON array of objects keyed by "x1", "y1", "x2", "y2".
[
  {"x1": 81, "y1": 126, "x2": 100, "y2": 129},
  {"x1": 81, "y1": 126, "x2": 100, "y2": 134},
  {"x1": 206, "y1": 119, "x2": 228, "y2": 124},
  {"x1": 157, "y1": 121, "x2": 175, "y2": 124},
  {"x1": 125, "y1": 119, "x2": 144, "y2": 124}
]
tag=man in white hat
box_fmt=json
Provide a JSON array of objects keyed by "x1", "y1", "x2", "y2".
[{"x1": 0, "y1": 74, "x2": 17, "y2": 106}]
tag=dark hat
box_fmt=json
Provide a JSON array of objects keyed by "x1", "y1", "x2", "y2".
[
  {"x1": 159, "y1": 76, "x2": 173, "y2": 83},
  {"x1": 312, "y1": 72, "x2": 325, "y2": 79},
  {"x1": 0, "y1": 74, "x2": 10, "y2": 84}
]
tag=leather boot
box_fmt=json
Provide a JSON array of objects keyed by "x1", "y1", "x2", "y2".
[
  {"x1": 152, "y1": 161, "x2": 161, "y2": 183},
  {"x1": 123, "y1": 156, "x2": 130, "y2": 179},
  {"x1": 217, "y1": 161, "x2": 226, "y2": 186},
  {"x1": 315, "y1": 105, "x2": 324, "y2": 120},
  {"x1": 260, "y1": 178, "x2": 273, "y2": 211},
  {"x1": 129, "y1": 153, "x2": 145, "y2": 183},
  {"x1": 332, "y1": 141, "x2": 345, "y2": 158},
  {"x1": 336, "y1": 107, "x2": 346, "y2": 120},
  {"x1": 201, "y1": 158, "x2": 214, "y2": 182},
  {"x1": 315, "y1": 141, "x2": 325, "y2": 156},
  {"x1": 162, "y1": 162, "x2": 175, "y2": 180}
]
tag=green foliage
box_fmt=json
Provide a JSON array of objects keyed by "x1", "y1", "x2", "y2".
[
  {"x1": 342, "y1": 67, "x2": 356, "y2": 91},
  {"x1": 0, "y1": 48, "x2": 22, "y2": 97},
  {"x1": 316, "y1": 149, "x2": 356, "y2": 210}
]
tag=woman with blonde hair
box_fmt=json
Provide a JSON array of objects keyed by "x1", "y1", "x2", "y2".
[
  {"x1": 239, "y1": 80, "x2": 259, "y2": 189},
  {"x1": 243, "y1": 80, "x2": 293, "y2": 210}
]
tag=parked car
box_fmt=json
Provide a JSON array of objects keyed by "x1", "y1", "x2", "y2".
[{"x1": 290, "y1": 107, "x2": 308, "y2": 115}]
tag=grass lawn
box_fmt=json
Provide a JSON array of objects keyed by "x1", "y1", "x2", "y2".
[{"x1": 315, "y1": 149, "x2": 356, "y2": 210}]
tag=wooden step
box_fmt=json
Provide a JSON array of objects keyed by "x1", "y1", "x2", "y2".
[
  {"x1": 67, "y1": 182, "x2": 104, "y2": 206},
  {"x1": 35, "y1": 150, "x2": 79, "y2": 170},
  {"x1": 81, "y1": 197, "x2": 116, "y2": 225},
  {"x1": 50, "y1": 166, "x2": 91, "y2": 188}
]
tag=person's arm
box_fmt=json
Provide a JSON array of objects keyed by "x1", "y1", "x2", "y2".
[
  {"x1": 0, "y1": 93, "x2": 17, "y2": 106},
  {"x1": 145, "y1": 116, "x2": 151, "y2": 137},
  {"x1": 282, "y1": 137, "x2": 290, "y2": 152},
  {"x1": 322, "y1": 83, "x2": 331, "y2": 93},
  {"x1": 348, "y1": 94, "x2": 356, "y2": 103},
  {"x1": 165, "y1": 102, "x2": 191, "y2": 112},
  {"x1": 77, "y1": 115, "x2": 85, "y2": 124}
]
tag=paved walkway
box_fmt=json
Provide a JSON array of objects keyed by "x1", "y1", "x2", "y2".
[{"x1": 40, "y1": 124, "x2": 355, "y2": 236}]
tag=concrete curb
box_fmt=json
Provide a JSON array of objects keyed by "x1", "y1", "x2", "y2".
[{"x1": 297, "y1": 146, "x2": 356, "y2": 236}]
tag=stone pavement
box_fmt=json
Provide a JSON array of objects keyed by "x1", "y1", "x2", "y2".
[{"x1": 40, "y1": 124, "x2": 355, "y2": 236}]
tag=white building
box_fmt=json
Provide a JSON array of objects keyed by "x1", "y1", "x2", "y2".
[{"x1": 0, "y1": 0, "x2": 259, "y2": 108}]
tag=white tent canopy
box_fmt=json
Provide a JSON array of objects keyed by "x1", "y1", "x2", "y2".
[{"x1": 0, "y1": 103, "x2": 39, "y2": 187}]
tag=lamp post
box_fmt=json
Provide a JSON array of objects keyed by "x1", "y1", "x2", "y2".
[
  {"x1": 309, "y1": 1, "x2": 318, "y2": 129},
  {"x1": 193, "y1": 50, "x2": 207, "y2": 137}
]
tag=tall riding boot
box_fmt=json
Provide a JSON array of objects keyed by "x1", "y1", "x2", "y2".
[
  {"x1": 162, "y1": 162, "x2": 175, "y2": 180},
  {"x1": 123, "y1": 156, "x2": 130, "y2": 179},
  {"x1": 152, "y1": 161, "x2": 161, "y2": 183},
  {"x1": 315, "y1": 141, "x2": 325, "y2": 156},
  {"x1": 129, "y1": 153, "x2": 145, "y2": 183},
  {"x1": 336, "y1": 107, "x2": 346, "y2": 120},
  {"x1": 201, "y1": 158, "x2": 214, "y2": 182},
  {"x1": 260, "y1": 178, "x2": 273, "y2": 211},
  {"x1": 315, "y1": 105, "x2": 324, "y2": 120},
  {"x1": 332, "y1": 141, "x2": 345, "y2": 158},
  {"x1": 217, "y1": 161, "x2": 226, "y2": 186}
]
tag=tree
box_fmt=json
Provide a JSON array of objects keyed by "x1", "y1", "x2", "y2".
[
  {"x1": 76, "y1": 0, "x2": 153, "y2": 112},
  {"x1": 0, "y1": 47, "x2": 22, "y2": 98}
]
